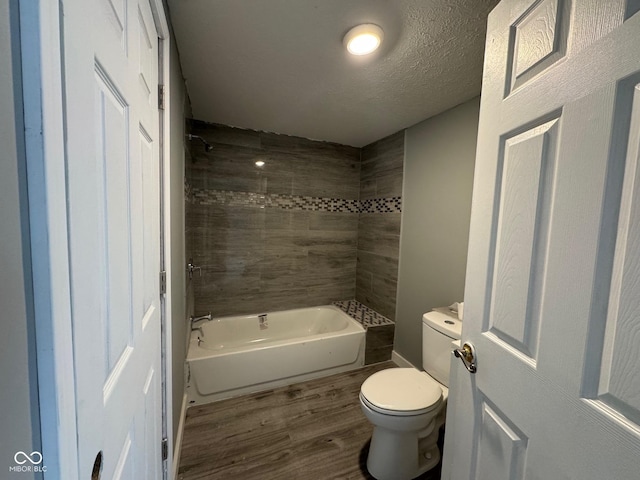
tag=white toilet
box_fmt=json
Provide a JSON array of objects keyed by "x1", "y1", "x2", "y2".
[{"x1": 359, "y1": 310, "x2": 462, "y2": 480}]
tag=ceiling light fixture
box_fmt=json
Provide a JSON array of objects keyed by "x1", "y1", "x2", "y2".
[
  {"x1": 343, "y1": 24, "x2": 384, "y2": 56},
  {"x1": 255, "y1": 160, "x2": 265, "y2": 167}
]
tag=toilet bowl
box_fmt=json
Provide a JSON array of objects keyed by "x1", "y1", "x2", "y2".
[
  {"x1": 360, "y1": 368, "x2": 445, "y2": 479},
  {"x1": 359, "y1": 310, "x2": 461, "y2": 480}
]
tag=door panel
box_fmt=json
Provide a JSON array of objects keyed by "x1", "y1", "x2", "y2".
[
  {"x1": 488, "y1": 118, "x2": 559, "y2": 362},
  {"x1": 475, "y1": 398, "x2": 527, "y2": 480},
  {"x1": 142, "y1": 366, "x2": 160, "y2": 479},
  {"x1": 506, "y1": 0, "x2": 570, "y2": 94},
  {"x1": 63, "y1": 0, "x2": 162, "y2": 477},
  {"x1": 140, "y1": 124, "x2": 159, "y2": 325},
  {"x1": 95, "y1": 66, "x2": 134, "y2": 375},
  {"x1": 138, "y1": 4, "x2": 155, "y2": 101},
  {"x1": 586, "y1": 79, "x2": 640, "y2": 428},
  {"x1": 443, "y1": 1, "x2": 640, "y2": 479}
]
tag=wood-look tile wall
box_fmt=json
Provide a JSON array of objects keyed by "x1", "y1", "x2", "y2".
[
  {"x1": 186, "y1": 121, "x2": 360, "y2": 316},
  {"x1": 356, "y1": 131, "x2": 404, "y2": 320},
  {"x1": 185, "y1": 145, "x2": 195, "y2": 327}
]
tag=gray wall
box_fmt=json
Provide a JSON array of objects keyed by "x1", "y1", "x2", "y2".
[
  {"x1": 0, "y1": 1, "x2": 41, "y2": 478},
  {"x1": 395, "y1": 98, "x2": 480, "y2": 367},
  {"x1": 169, "y1": 33, "x2": 189, "y2": 446},
  {"x1": 186, "y1": 121, "x2": 360, "y2": 316},
  {"x1": 356, "y1": 131, "x2": 404, "y2": 320}
]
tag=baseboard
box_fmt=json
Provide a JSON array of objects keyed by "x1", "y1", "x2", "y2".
[
  {"x1": 391, "y1": 350, "x2": 416, "y2": 368},
  {"x1": 172, "y1": 393, "x2": 188, "y2": 480}
]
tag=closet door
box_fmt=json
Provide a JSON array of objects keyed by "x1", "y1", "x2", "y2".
[{"x1": 63, "y1": 0, "x2": 163, "y2": 477}]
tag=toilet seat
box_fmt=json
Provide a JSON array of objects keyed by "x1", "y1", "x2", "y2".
[{"x1": 360, "y1": 368, "x2": 443, "y2": 417}]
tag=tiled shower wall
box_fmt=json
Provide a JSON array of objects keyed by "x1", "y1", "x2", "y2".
[
  {"x1": 186, "y1": 121, "x2": 360, "y2": 316},
  {"x1": 356, "y1": 132, "x2": 404, "y2": 321},
  {"x1": 186, "y1": 121, "x2": 404, "y2": 322}
]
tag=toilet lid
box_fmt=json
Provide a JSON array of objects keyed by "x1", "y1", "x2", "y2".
[{"x1": 360, "y1": 368, "x2": 442, "y2": 416}]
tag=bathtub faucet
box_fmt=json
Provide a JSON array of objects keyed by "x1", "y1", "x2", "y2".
[
  {"x1": 190, "y1": 312, "x2": 213, "y2": 336},
  {"x1": 191, "y1": 313, "x2": 212, "y2": 324}
]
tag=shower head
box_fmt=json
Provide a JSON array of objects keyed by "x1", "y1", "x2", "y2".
[{"x1": 186, "y1": 134, "x2": 213, "y2": 153}]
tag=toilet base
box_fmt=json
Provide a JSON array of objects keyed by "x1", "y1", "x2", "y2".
[
  {"x1": 416, "y1": 439, "x2": 440, "y2": 476},
  {"x1": 365, "y1": 426, "x2": 441, "y2": 480}
]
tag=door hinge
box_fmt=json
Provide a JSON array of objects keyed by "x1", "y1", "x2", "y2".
[
  {"x1": 162, "y1": 437, "x2": 168, "y2": 461},
  {"x1": 160, "y1": 270, "x2": 167, "y2": 295},
  {"x1": 158, "y1": 84, "x2": 165, "y2": 110}
]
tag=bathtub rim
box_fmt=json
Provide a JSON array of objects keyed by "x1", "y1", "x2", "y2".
[{"x1": 186, "y1": 304, "x2": 365, "y2": 361}]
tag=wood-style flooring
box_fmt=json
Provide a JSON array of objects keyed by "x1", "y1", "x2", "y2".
[{"x1": 178, "y1": 362, "x2": 442, "y2": 480}]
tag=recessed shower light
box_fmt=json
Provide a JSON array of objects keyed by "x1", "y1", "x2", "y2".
[
  {"x1": 343, "y1": 24, "x2": 384, "y2": 56},
  {"x1": 255, "y1": 160, "x2": 265, "y2": 167}
]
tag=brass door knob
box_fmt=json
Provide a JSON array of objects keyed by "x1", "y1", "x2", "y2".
[{"x1": 454, "y1": 342, "x2": 477, "y2": 373}]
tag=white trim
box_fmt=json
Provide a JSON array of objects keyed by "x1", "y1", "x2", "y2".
[
  {"x1": 149, "y1": 0, "x2": 170, "y2": 38},
  {"x1": 148, "y1": 1, "x2": 174, "y2": 478},
  {"x1": 19, "y1": 0, "x2": 79, "y2": 478},
  {"x1": 171, "y1": 393, "x2": 188, "y2": 480},
  {"x1": 391, "y1": 350, "x2": 416, "y2": 368}
]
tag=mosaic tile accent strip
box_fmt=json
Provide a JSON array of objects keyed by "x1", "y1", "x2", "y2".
[
  {"x1": 360, "y1": 197, "x2": 402, "y2": 213},
  {"x1": 192, "y1": 188, "x2": 360, "y2": 212},
  {"x1": 333, "y1": 299, "x2": 395, "y2": 328},
  {"x1": 189, "y1": 187, "x2": 401, "y2": 214}
]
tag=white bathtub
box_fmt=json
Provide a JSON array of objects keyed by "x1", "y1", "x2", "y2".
[{"x1": 186, "y1": 305, "x2": 366, "y2": 404}]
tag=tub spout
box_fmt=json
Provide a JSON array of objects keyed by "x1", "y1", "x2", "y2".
[
  {"x1": 190, "y1": 312, "x2": 212, "y2": 325},
  {"x1": 190, "y1": 312, "x2": 213, "y2": 337}
]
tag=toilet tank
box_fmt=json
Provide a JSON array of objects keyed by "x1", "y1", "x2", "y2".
[{"x1": 422, "y1": 311, "x2": 462, "y2": 386}]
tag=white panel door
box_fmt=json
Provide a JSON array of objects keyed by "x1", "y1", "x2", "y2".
[
  {"x1": 443, "y1": 1, "x2": 640, "y2": 479},
  {"x1": 62, "y1": 0, "x2": 163, "y2": 477}
]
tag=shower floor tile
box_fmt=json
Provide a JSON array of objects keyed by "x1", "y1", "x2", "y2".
[
  {"x1": 332, "y1": 299, "x2": 395, "y2": 327},
  {"x1": 177, "y1": 361, "x2": 442, "y2": 480}
]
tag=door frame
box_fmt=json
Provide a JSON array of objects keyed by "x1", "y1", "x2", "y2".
[
  {"x1": 18, "y1": 0, "x2": 175, "y2": 478},
  {"x1": 152, "y1": 2, "x2": 176, "y2": 478}
]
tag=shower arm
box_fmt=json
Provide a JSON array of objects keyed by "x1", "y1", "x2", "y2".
[{"x1": 186, "y1": 134, "x2": 213, "y2": 152}]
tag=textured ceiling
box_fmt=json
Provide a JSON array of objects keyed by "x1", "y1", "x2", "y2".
[{"x1": 167, "y1": 0, "x2": 500, "y2": 147}]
